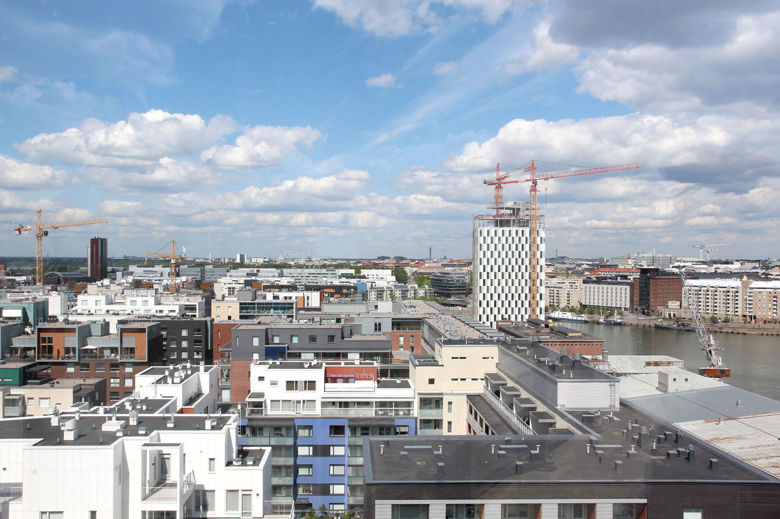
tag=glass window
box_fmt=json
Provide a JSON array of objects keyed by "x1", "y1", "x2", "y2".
[
  {"x1": 327, "y1": 335, "x2": 335, "y2": 343},
  {"x1": 447, "y1": 401, "x2": 453, "y2": 413},
  {"x1": 392, "y1": 505, "x2": 429, "y2": 519},
  {"x1": 272, "y1": 335, "x2": 280, "y2": 344},
  {"x1": 125, "y1": 364, "x2": 133, "y2": 373},
  {"x1": 446, "y1": 504, "x2": 484, "y2": 519},
  {"x1": 329, "y1": 425, "x2": 345, "y2": 437},
  {"x1": 329, "y1": 484, "x2": 344, "y2": 495},
  {"x1": 181, "y1": 329, "x2": 188, "y2": 337},
  {"x1": 613, "y1": 504, "x2": 642, "y2": 519},
  {"x1": 329, "y1": 445, "x2": 345, "y2": 456},
  {"x1": 39, "y1": 397, "x2": 50, "y2": 408},
  {"x1": 682, "y1": 510, "x2": 703, "y2": 519},
  {"x1": 557, "y1": 504, "x2": 587, "y2": 519},
  {"x1": 208, "y1": 458, "x2": 215, "y2": 472},
  {"x1": 291, "y1": 335, "x2": 299, "y2": 343},
  {"x1": 297, "y1": 425, "x2": 313, "y2": 437},
  {"x1": 110, "y1": 378, "x2": 120, "y2": 387},
  {"x1": 308, "y1": 335, "x2": 317, "y2": 343},
  {"x1": 502, "y1": 504, "x2": 534, "y2": 519},
  {"x1": 297, "y1": 445, "x2": 313, "y2": 456},
  {"x1": 226, "y1": 490, "x2": 239, "y2": 512},
  {"x1": 298, "y1": 484, "x2": 312, "y2": 495},
  {"x1": 252, "y1": 336, "x2": 260, "y2": 347},
  {"x1": 66, "y1": 364, "x2": 75, "y2": 373},
  {"x1": 329, "y1": 464, "x2": 345, "y2": 476},
  {"x1": 297, "y1": 465, "x2": 313, "y2": 476}
]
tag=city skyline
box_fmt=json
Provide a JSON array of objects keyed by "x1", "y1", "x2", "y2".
[{"x1": 1, "y1": 1, "x2": 778, "y2": 259}]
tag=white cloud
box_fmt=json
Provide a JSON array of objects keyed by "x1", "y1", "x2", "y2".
[
  {"x1": 313, "y1": 0, "x2": 518, "y2": 37},
  {"x1": 0, "y1": 154, "x2": 68, "y2": 189},
  {"x1": 0, "y1": 66, "x2": 17, "y2": 83},
  {"x1": 365, "y1": 74, "x2": 397, "y2": 89},
  {"x1": 18, "y1": 109, "x2": 236, "y2": 167},
  {"x1": 433, "y1": 61, "x2": 459, "y2": 75},
  {"x1": 98, "y1": 200, "x2": 143, "y2": 216},
  {"x1": 514, "y1": 20, "x2": 579, "y2": 73},
  {"x1": 201, "y1": 124, "x2": 322, "y2": 169}
]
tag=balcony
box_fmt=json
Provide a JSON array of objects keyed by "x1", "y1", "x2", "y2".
[
  {"x1": 347, "y1": 476, "x2": 363, "y2": 485},
  {"x1": 418, "y1": 428, "x2": 443, "y2": 436},
  {"x1": 348, "y1": 495, "x2": 364, "y2": 505},
  {"x1": 418, "y1": 408, "x2": 443, "y2": 418},
  {"x1": 271, "y1": 457, "x2": 294, "y2": 465},
  {"x1": 271, "y1": 476, "x2": 294, "y2": 485},
  {"x1": 320, "y1": 408, "x2": 374, "y2": 417},
  {"x1": 347, "y1": 456, "x2": 363, "y2": 465}
]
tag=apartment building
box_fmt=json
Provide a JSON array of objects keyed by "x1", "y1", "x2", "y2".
[
  {"x1": 682, "y1": 279, "x2": 780, "y2": 322},
  {"x1": 545, "y1": 278, "x2": 582, "y2": 309},
  {"x1": 0, "y1": 412, "x2": 271, "y2": 519}
]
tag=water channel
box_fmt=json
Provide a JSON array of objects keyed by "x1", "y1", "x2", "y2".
[{"x1": 561, "y1": 322, "x2": 780, "y2": 401}]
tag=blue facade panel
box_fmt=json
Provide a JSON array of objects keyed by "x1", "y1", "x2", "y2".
[{"x1": 295, "y1": 418, "x2": 349, "y2": 510}]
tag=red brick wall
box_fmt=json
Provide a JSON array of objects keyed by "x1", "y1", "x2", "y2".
[
  {"x1": 212, "y1": 322, "x2": 238, "y2": 364},
  {"x1": 230, "y1": 360, "x2": 252, "y2": 403},
  {"x1": 539, "y1": 340, "x2": 604, "y2": 357},
  {"x1": 387, "y1": 331, "x2": 422, "y2": 354},
  {"x1": 650, "y1": 277, "x2": 682, "y2": 314}
]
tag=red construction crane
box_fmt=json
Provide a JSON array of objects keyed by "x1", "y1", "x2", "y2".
[{"x1": 484, "y1": 160, "x2": 640, "y2": 320}]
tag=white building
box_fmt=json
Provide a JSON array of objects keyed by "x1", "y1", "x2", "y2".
[
  {"x1": 545, "y1": 278, "x2": 582, "y2": 309},
  {"x1": 472, "y1": 202, "x2": 545, "y2": 326},
  {"x1": 247, "y1": 361, "x2": 414, "y2": 418},
  {"x1": 133, "y1": 363, "x2": 219, "y2": 415},
  {"x1": 582, "y1": 280, "x2": 633, "y2": 311},
  {"x1": 683, "y1": 279, "x2": 742, "y2": 319},
  {"x1": 0, "y1": 412, "x2": 271, "y2": 519}
]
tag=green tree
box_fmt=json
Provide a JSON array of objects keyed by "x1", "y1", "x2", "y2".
[
  {"x1": 709, "y1": 315, "x2": 719, "y2": 323},
  {"x1": 393, "y1": 267, "x2": 408, "y2": 283},
  {"x1": 723, "y1": 316, "x2": 731, "y2": 323}
]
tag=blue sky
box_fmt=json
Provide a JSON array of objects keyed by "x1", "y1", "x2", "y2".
[{"x1": 1, "y1": 0, "x2": 779, "y2": 260}]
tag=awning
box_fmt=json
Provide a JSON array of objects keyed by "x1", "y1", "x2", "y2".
[
  {"x1": 80, "y1": 345, "x2": 97, "y2": 350},
  {"x1": 26, "y1": 365, "x2": 51, "y2": 373}
]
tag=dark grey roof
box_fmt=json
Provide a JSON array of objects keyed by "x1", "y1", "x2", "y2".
[
  {"x1": 376, "y1": 379, "x2": 411, "y2": 389},
  {"x1": 499, "y1": 342, "x2": 613, "y2": 381},
  {"x1": 365, "y1": 403, "x2": 775, "y2": 485},
  {"x1": 624, "y1": 385, "x2": 780, "y2": 423}
]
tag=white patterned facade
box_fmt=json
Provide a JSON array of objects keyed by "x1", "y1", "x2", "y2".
[{"x1": 472, "y1": 203, "x2": 545, "y2": 327}]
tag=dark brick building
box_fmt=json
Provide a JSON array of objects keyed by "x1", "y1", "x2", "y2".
[{"x1": 633, "y1": 268, "x2": 683, "y2": 315}]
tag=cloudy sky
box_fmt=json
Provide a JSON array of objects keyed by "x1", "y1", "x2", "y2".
[{"x1": 1, "y1": 0, "x2": 778, "y2": 260}]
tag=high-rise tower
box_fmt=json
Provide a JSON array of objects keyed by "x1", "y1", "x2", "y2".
[
  {"x1": 88, "y1": 236, "x2": 108, "y2": 280},
  {"x1": 472, "y1": 202, "x2": 544, "y2": 327}
]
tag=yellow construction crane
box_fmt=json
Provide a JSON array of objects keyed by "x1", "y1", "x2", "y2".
[
  {"x1": 14, "y1": 208, "x2": 108, "y2": 285},
  {"x1": 146, "y1": 241, "x2": 185, "y2": 293}
]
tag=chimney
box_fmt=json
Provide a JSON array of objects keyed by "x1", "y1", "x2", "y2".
[
  {"x1": 129, "y1": 410, "x2": 139, "y2": 426},
  {"x1": 63, "y1": 419, "x2": 78, "y2": 441}
]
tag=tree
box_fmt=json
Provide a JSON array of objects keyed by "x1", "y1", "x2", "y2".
[
  {"x1": 723, "y1": 316, "x2": 731, "y2": 323},
  {"x1": 709, "y1": 315, "x2": 719, "y2": 323},
  {"x1": 393, "y1": 267, "x2": 408, "y2": 283}
]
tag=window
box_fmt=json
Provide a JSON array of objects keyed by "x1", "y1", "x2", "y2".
[
  {"x1": 682, "y1": 510, "x2": 703, "y2": 519},
  {"x1": 329, "y1": 464, "x2": 345, "y2": 476},
  {"x1": 447, "y1": 401, "x2": 453, "y2": 413},
  {"x1": 446, "y1": 504, "x2": 484, "y2": 519},
  {"x1": 181, "y1": 340, "x2": 188, "y2": 348},
  {"x1": 297, "y1": 445, "x2": 313, "y2": 456},
  {"x1": 181, "y1": 329, "x2": 188, "y2": 337},
  {"x1": 308, "y1": 335, "x2": 317, "y2": 343},
  {"x1": 297, "y1": 464, "x2": 313, "y2": 476},
  {"x1": 80, "y1": 363, "x2": 90, "y2": 372},
  {"x1": 291, "y1": 335, "x2": 299, "y2": 343},
  {"x1": 410, "y1": 335, "x2": 415, "y2": 345},
  {"x1": 272, "y1": 335, "x2": 280, "y2": 344},
  {"x1": 95, "y1": 364, "x2": 106, "y2": 373},
  {"x1": 39, "y1": 513, "x2": 63, "y2": 519},
  {"x1": 125, "y1": 378, "x2": 133, "y2": 387},
  {"x1": 447, "y1": 421, "x2": 452, "y2": 433},
  {"x1": 329, "y1": 425, "x2": 345, "y2": 437},
  {"x1": 330, "y1": 504, "x2": 346, "y2": 512},
  {"x1": 181, "y1": 351, "x2": 188, "y2": 359},
  {"x1": 90, "y1": 512, "x2": 97, "y2": 519},
  {"x1": 329, "y1": 484, "x2": 344, "y2": 495},
  {"x1": 66, "y1": 364, "x2": 75, "y2": 373},
  {"x1": 27, "y1": 397, "x2": 34, "y2": 407},
  {"x1": 39, "y1": 397, "x2": 50, "y2": 408},
  {"x1": 399, "y1": 336, "x2": 404, "y2": 346},
  {"x1": 298, "y1": 484, "x2": 313, "y2": 495},
  {"x1": 297, "y1": 425, "x2": 313, "y2": 437},
  {"x1": 428, "y1": 378, "x2": 435, "y2": 385},
  {"x1": 252, "y1": 336, "x2": 260, "y2": 347},
  {"x1": 125, "y1": 364, "x2": 133, "y2": 373},
  {"x1": 109, "y1": 392, "x2": 120, "y2": 401},
  {"x1": 374, "y1": 321, "x2": 382, "y2": 332},
  {"x1": 329, "y1": 445, "x2": 345, "y2": 456},
  {"x1": 110, "y1": 378, "x2": 120, "y2": 387},
  {"x1": 392, "y1": 505, "x2": 429, "y2": 519},
  {"x1": 208, "y1": 458, "x2": 215, "y2": 472},
  {"x1": 557, "y1": 504, "x2": 587, "y2": 519},
  {"x1": 226, "y1": 490, "x2": 239, "y2": 512},
  {"x1": 110, "y1": 364, "x2": 120, "y2": 373}
]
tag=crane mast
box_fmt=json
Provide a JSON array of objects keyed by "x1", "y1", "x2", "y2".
[{"x1": 146, "y1": 241, "x2": 185, "y2": 293}]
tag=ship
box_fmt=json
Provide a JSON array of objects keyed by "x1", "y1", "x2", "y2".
[
  {"x1": 654, "y1": 321, "x2": 694, "y2": 332},
  {"x1": 548, "y1": 311, "x2": 588, "y2": 323},
  {"x1": 598, "y1": 316, "x2": 623, "y2": 325}
]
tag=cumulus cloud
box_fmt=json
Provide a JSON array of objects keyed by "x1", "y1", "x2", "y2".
[
  {"x1": 18, "y1": 109, "x2": 236, "y2": 167},
  {"x1": 0, "y1": 154, "x2": 68, "y2": 189},
  {"x1": 201, "y1": 124, "x2": 322, "y2": 169},
  {"x1": 98, "y1": 200, "x2": 144, "y2": 216},
  {"x1": 365, "y1": 74, "x2": 397, "y2": 89},
  {"x1": 504, "y1": 20, "x2": 579, "y2": 74},
  {"x1": 313, "y1": 0, "x2": 518, "y2": 37}
]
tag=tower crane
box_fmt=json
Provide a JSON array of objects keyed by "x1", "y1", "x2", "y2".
[
  {"x1": 678, "y1": 269, "x2": 730, "y2": 377},
  {"x1": 14, "y1": 208, "x2": 108, "y2": 285},
  {"x1": 146, "y1": 241, "x2": 185, "y2": 293},
  {"x1": 693, "y1": 243, "x2": 726, "y2": 261},
  {"x1": 484, "y1": 160, "x2": 639, "y2": 320}
]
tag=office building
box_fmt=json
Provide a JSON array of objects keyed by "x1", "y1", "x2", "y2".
[
  {"x1": 473, "y1": 202, "x2": 545, "y2": 327},
  {"x1": 88, "y1": 237, "x2": 108, "y2": 280}
]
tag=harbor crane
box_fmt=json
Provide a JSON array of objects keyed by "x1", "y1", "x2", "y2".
[
  {"x1": 146, "y1": 241, "x2": 185, "y2": 293},
  {"x1": 14, "y1": 208, "x2": 107, "y2": 285},
  {"x1": 678, "y1": 269, "x2": 730, "y2": 377},
  {"x1": 485, "y1": 160, "x2": 639, "y2": 320},
  {"x1": 693, "y1": 243, "x2": 726, "y2": 261}
]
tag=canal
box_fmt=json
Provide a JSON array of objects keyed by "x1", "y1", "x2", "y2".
[{"x1": 562, "y1": 322, "x2": 780, "y2": 401}]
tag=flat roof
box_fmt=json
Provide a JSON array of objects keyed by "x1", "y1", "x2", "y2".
[
  {"x1": 466, "y1": 394, "x2": 521, "y2": 435},
  {"x1": 376, "y1": 379, "x2": 412, "y2": 389},
  {"x1": 0, "y1": 361, "x2": 36, "y2": 369},
  {"x1": 365, "y1": 403, "x2": 776, "y2": 485},
  {"x1": 499, "y1": 342, "x2": 613, "y2": 381},
  {"x1": 0, "y1": 414, "x2": 232, "y2": 447}
]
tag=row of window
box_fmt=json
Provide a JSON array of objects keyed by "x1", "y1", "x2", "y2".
[
  {"x1": 297, "y1": 445, "x2": 346, "y2": 456},
  {"x1": 297, "y1": 463, "x2": 345, "y2": 476},
  {"x1": 391, "y1": 503, "x2": 649, "y2": 519},
  {"x1": 67, "y1": 363, "x2": 135, "y2": 373}
]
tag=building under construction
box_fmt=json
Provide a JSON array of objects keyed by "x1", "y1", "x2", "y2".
[{"x1": 472, "y1": 202, "x2": 545, "y2": 327}]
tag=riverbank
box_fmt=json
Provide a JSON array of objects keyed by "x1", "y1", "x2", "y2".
[{"x1": 612, "y1": 314, "x2": 780, "y2": 336}]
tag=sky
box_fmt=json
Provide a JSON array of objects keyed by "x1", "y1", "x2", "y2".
[{"x1": 1, "y1": 0, "x2": 779, "y2": 261}]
